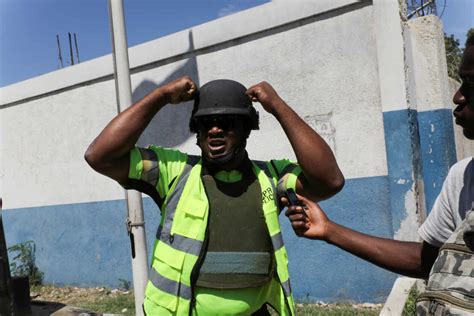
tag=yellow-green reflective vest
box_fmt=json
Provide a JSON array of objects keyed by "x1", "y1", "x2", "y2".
[{"x1": 144, "y1": 155, "x2": 296, "y2": 315}]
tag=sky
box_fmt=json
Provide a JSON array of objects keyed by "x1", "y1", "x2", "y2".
[
  {"x1": 436, "y1": 0, "x2": 474, "y2": 44},
  {"x1": 0, "y1": 0, "x2": 473, "y2": 88}
]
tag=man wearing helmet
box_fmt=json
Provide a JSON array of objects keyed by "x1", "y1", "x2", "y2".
[
  {"x1": 189, "y1": 79, "x2": 259, "y2": 168},
  {"x1": 85, "y1": 76, "x2": 344, "y2": 315}
]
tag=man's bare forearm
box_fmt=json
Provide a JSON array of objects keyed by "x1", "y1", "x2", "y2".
[
  {"x1": 85, "y1": 87, "x2": 169, "y2": 170},
  {"x1": 84, "y1": 76, "x2": 197, "y2": 181},
  {"x1": 245, "y1": 82, "x2": 344, "y2": 201},
  {"x1": 325, "y1": 221, "x2": 434, "y2": 278},
  {"x1": 271, "y1": 102, "x2": 344, "y2": 200}
]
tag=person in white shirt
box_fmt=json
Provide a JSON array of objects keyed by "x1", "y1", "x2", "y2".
[{"x1": 285, "y1": 34, "x2": 474, "y2": 314}]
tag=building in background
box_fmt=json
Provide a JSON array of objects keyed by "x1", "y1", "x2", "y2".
[{"x1": 0, "y1": 0, "x2": 464, "y2": 303}]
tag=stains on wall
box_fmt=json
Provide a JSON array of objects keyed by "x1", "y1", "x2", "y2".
[
  {"x1": 417, "y1": 109, "x2": 457, "y2": 213},
  {"x1": 304, "y1": 112, "x2": 336, "y2": 154}
]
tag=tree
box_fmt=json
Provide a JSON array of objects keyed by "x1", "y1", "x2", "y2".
[
  {"x1": 468, "y1": 28, "x2": 474, "y2": 41},
  {"x1": 445, "y1": 28, "x2": 474, "y2": 82},
  {"x1": 445, "y1": 33, "x2": 462, "y2": 81}
]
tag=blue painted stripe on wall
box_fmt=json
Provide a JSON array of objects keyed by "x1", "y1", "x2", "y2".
[
  {"x1": 3, "y1": 176, "x2": 395, "y2": 302},
  {"x1": 417, "y1": 109, "x2": 457, "y2": 213},
  {"x1": 284, "y1": 175, "x2": 395, "y2": 303},
  {"x1": 3, "y1": 199, "x2": 161, "y2": 287},
  {"x1": 383, "y1": 109, "x2": 421, "y2": 232}
]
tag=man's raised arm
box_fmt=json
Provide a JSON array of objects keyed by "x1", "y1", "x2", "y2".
[
  {"x1": 84, "y1": 76, "x2": 197, "y2": 183},
  {"x1": 245, "y1": 81, "x2": 344, "y2": 202}
]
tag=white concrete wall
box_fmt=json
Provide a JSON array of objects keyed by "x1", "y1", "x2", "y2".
[
  {"x1": 403, "y1": 15, "x2": 459, "y2": 221},
  {"x1": 1, "y1": 80, "x2": 121, "y2": 209},
  {"x1": 0, "y1": 0, "x2": 460, "y2": 303},
  {"x1": 404, "y1": 16, "x2": 452, "y2": 112},
  {"x1": 1, "y1": 0, "x2": 383, "y2": 210}
]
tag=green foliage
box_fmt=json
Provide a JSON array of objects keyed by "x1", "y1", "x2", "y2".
[
  {"x1": 295, "y1": 304, "x2": 380, "y2": 315},
  {"x1": 445, "y1": 28, "x2": 474, "y2": 82},
  {"x1": 268, "y1": 303, "x2": 381, "y2": 315},
  {"x1": 75, "y1": 294, "x2": 135, "y2": 316},
  {"x1": 118, "y1": 278, "x2": 131, "y2": 291},
  {"x1": 468, "y1": 28, "x2": 474, "y2": 41},
  {"x1": 402, "y1": 285, "x2": 420, "y2": 315},
  {"x1": 8, "y1": 240, "x2": 44, "y2": 285},
  {"x1": 445, "y1": 33, "x2": 462, "y2": 81}
]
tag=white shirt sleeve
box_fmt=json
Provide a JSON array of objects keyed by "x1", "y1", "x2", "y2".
[{"x1": 418, "y1": 158, "x2": 472, "y2": 247}]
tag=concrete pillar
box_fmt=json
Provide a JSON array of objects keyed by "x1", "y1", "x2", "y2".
[
  {"x1": 404, "y1": 16, "x2": 457, "y2": 215},
  {"x1": 373, "y1": 0, "x2": 423, "y2": 240}
]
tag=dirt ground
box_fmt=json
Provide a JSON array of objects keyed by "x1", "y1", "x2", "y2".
[
  {"x1": 31, "y1": 285, "x2": 131, "y2": 305},
  {"x1": 29, "y1": 285, "x2": 383, "y2": 315},
  {"x1": 29, "y1": 285, "x2": 135, "y2": 315}
]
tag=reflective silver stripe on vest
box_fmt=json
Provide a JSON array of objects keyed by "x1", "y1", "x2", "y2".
[
  {"x1": 151, "y1": 155, "x2": 200, "y2": 299},
  {"x1": 281, "y1": 279, "x2": 292, "y2": 297},
  {"x1": 271, "y1": 232, "x2": 284, "y2": 251},
  {"x1": 199, "y1": 252, "x2": 271, "y2": 274},
  {"x1": 138, "y1": 147, "x2": 159, "y2": 188},
  {"x1": 155, "y1": 224, "x2": 202, "y2": 257},
  {"x1": 149, "y1": 267, "x2": 192, "y2": 301},
  {"x1": 255, "y1": 161, "x2": 293, "y2": 297},
  {"x1": 159, "y1": 155, "x2": 197, "y2": 248}
]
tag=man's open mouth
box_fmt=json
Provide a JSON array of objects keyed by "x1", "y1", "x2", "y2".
[{"x1": 208, "y1": 139, "x2": 226, "y2": 154}]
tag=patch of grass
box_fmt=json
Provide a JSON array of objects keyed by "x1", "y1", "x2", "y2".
[
  {"x1": 402, "y1": 285, "x2": 419, "y2": 315},
  {"x1": 268, "y1": 303, "x2": 381, "y2": 315},
  {"x1": 78, "y1": 301, "x2": 382, "y2": 316},
  {"x1": 31, "y1": 285, "x2": 136, "y2": 316},
  {"x1": 8, "y1": 240, "x2": 44, "y2": 285},
  {"x1": 295, "y1": 303, "x2": 380, "y2": 315},
  {"x1": 75, "y1": 294, "x2": 135, "y2": 316},
  {"x1": 32, "y1": 285, "x2": 383, "y2": 315}
]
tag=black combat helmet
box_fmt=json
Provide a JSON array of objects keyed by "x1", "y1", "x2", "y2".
[{"x1": 189, "y1": 79, "x2": 259, "y2": 133}]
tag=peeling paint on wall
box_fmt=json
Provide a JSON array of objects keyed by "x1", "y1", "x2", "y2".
[
  {"x1": 383, "y1": 109, "x2": 421, "y2": 235},
  {"x1": 418, "y1": 109, "x2": 457, "y2": 213},
  {"x1": 394, "y1": 185, "x2": 422, "y2": 241},
  {"x1": 304, "y1": 112, "x2": 336, "y2": 154}
]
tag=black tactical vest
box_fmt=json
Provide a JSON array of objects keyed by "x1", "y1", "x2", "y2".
[{"x1": 196, "y1": 168, "x2": 275, "y2": 289}]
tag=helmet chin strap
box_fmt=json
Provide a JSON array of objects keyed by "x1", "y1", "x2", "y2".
[
  {"x1": 203, "y1": 137, "x2": 248, "y2": 168},
  {"x1": 198, "y1": 129, "x2": 250, "y2": 168},
  {"x1": 206, "y1": 145, "x2": 245, "y2": 166}
]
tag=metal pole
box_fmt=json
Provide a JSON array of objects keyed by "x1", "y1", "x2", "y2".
[
  {"x1": 68, "y1": 32, "x2": 74, "y2": 65},
  {"x1": 56, "y1": 35, "x2": 64, "y2": 68},
  {"x1": 108, "y1": 1, "x2": 148, "y2": 315},
  {"x1": 0, "y1": 198, "x2": 14, "y2": 316},
  {"x1": 74, "y1": 33, "x2": 80, "y2": 63}
]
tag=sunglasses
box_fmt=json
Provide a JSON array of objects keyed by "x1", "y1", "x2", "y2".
[{"x1": 195, "y1": 115, "x2": 244, "y2": 131}]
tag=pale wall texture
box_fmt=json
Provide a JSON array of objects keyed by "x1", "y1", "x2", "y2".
[{"x1": 0, "y1": 0, "x2": 459, "y2": 303}]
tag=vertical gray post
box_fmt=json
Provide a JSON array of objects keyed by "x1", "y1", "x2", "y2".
[
  {"x1": 373, "y1": 0, "x2": 424, "y2": 240},
  {"x1": 74, "y1": 33, "x2": 80, "y2": 63},
  {"x1": 0, "y1": 198, "x2": 13, "y2": 315},
  {"x1": 108, "y1": 1, "x2": 148, "y2": 315},
  {"x1": 68, "y1": 32, "x2": 74, "y2": 65},
  {"x1": 56, "y1": 35, "x2": 64, "y2": 68}
]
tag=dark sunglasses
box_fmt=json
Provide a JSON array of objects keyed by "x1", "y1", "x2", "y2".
[{"x1": 195, "y1": 115, "x2": 244, "y2": 131}]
